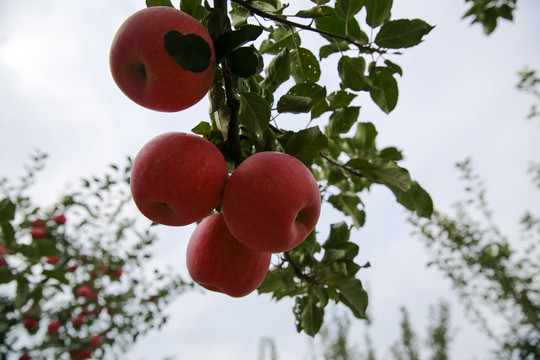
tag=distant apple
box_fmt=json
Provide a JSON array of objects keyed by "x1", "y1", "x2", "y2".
[
  {"x1": 186, "y1": 213, "x2": 271, "y2": 297},
  {"x1": 45, "y1": 256, "x2": 60, "y2": 265},
  {"x1": 72, "y1": 314, "x2": 86, "y2": 329},
  {"x1": 30, "y1": 227, "x2": 46, "y2": 240},
  {"x1": 23, "y1": 317, "x2": 38, "y2": 333},
  {"x1": 75, "y1": 285, "x2": 95, "y2": 299},
  {"x1": 53, "y1": 214, "x2": 66, "y2": 225},
  {"x1": 47, "y1": 319, "x2": 62, "y2": 335},
  {"x1": 90, "y1": 334, "x2": 101, "y2": 348},
  {"x1": 109, "y1": 6, "x2": 216, "y2": 112},
  {"x1": 222, "y1": 152, "x2": 321, "y2": 253},
  {"x1": 130, "y1": 132, "x2": 228, "y2": 226}
]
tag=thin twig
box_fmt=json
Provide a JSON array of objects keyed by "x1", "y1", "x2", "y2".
[
  {"x1": 319, "y1": 152, "x2": 365, "y2": 178},
  {"x1": 230, "y1": 0, "x2": 386, "y2": 55}
]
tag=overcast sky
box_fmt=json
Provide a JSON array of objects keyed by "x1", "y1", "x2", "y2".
[{"x1": 1, "y1": 1, "x2": 540, "y2": 359}]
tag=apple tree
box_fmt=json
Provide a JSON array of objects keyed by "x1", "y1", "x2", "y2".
[
  {"x1": 0, "y1": 151, "x2": 190, "y2": 359},
  {"x1": 111, "y1": 0, "x2": 435, "y2": 338}
]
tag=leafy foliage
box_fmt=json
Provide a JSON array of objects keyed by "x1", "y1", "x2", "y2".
[
  {"x1": 170, "y1": 0, "x2": 434, "y2": 336},
  {"x1": 462, "y1": 0, "x2": 518, "y2": 34},
  {"x1": 258, "y1": 303, "x2": 453, "y2": 360},
  {"x1": 517, "y1": 68, "x2": 540, "y2": 119},
  {"x1": 411, "y1": 159, "x2": 540, "y2": 359},
  {"x1": 0, "y1": 152, "x2": 190, "y2": 359}
]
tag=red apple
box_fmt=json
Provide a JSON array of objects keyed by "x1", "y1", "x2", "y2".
[
  {"x1": 70, "y1": 349, "x2": 92, "y2": 360},
  {"x1": 30, "y1": 227, "x2": 46, "y2": 240},
  {"x1": 222, "y1": 152, "x2": 321, "y2": 253},
  {"x1": 45, "y1": 256, "x2": 60, "y2": 264},
  {"x1": 31, "y1": 219, "x2": 47, "y2": 228},
  {"x1": 109, "y1": 6, "x2": 216, "y2": 112},
  {"x1": 76, "y1": 285, "x2": 95, "y2": 299},
  {"x1": 47, "y1": 319, "x2": 62, "y2": 335},
  {"x1": 186, "y1": 213, "x2": 271, "y2": 297},
  {"x1": 22, "y1": 317, "x2": 38, "y2": 333},
  {"x1": 54, "y1": 214, "x2": 66, "y2": 225},
  {"x1": 90, "y1": 334, "x2": 101, "y2": 348},
  {"x1": 72, "y1": 314, "x2": 86, "y2": 329},
  {"x1": 130, "y1": 132, "x2": 228, "y2": 226}
]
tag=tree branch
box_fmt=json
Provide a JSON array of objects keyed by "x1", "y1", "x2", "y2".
[
  {"x1": 319, "y1": 152, "x2": 365, "y2": 178},
  {"x1": 283, "y1": 251, "x2": 322, "y2": 285},
  {"x1": 214, "y1": 0, "x2": 243, "y2": 166},
  {"x1": 230, "y1": 0, "x2": 386, "y2": 55}
]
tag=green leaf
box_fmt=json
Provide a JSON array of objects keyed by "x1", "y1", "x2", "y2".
[
  {"x1": 284, "y1": 126, "x2": 328, "y2": 166},
  {"x1": 291, "y1": 48, "x2": 321, "y2": 83},
  {"x1": 391, "y1": 181, "x2": 433, "y2": 218},
  {"x1": 227, "y1": 46, "x2": 263, "y2": 78},
  {"x1": 322, "y1": 249, "x2": 347, "y2": 265},
  {"x1": 1, "y1": 223, "x2": 16, "y2": 246},
  {"x1": 215, "y1": 25, "x2": 264, "y2": 61},
  {"x1": 260, "y1": 25, "x2": 300, "y2": 55},
  {"x1": 287, "y1": 83, "x2": 329, "y2": 119},
  {"x1": 334, "y1": 278, "x2": 368, "y2": 318},
  {"x1": 327, "y1": 90, "x2": 356, "y2": 109},
  {"x1": 180, "y1": 0, "x2": 205, "y2": 20},
  {"x1": 258, "y1": 268, "x2": 299, "y2": 299},
  {"x1": 295, "y1": 6, "x2": 329, "y2": 19},
  {"x1": 328, "y1": 193, "x2": 366, "y2": 228},
  {"x1": 164, "y1": 30, "x2": 212, "y2": 73},
  {"x1": 205, "y1": 7, "x2": 232, "y2": 41},
  {"x1": 239, "y1": 92, "x2": 271, "y2": 135},
  {"x1": 384, "y1": 59, "x2": 403, "y2": 76},
  {"x1": 369, "y1": 66, "x2": 398, "y2": 113},
  {"x1": 364, "y1": 0, "x2": 393, "y2": 28},
  {"x1": 0, "y1": 198, "x2": 15, "y2": 224},
  {"x1": 352, "y1": 122, "x2": 378, "y2": 156},
  {"x1": 15, "y1": 275, "x2": 30, "y2": 309},
  {"x1": 346, "y1": 158, "x2": 411, "y2": 192},
  {"x1": 338, "y1": 56, "x2": 372, "y2": 92},
  {"x1": 277, "y1": 95, "x2": 313, "y2": 114},
  {"x1": 336, "y1": 0, "x2": 365, "y2": 22},
  {"x1": 0, "y1": 267, "x2": 14, "y2": 284},
  {"x1": 191, "y1": 121, "x2": 212, "y2": 136},
  {"x1": 297, "y1": 295, "x2": 324, "y2": 337},
  {"x1": 146, "y1": 0, "x2": 174, "y2": 7},
  {"x1": 42, "y1": 268, "x2": 69, "y2": 285},
  {"x1": 315, "y1": 6, "x2": 369, "y2": 44},
  {"x1": 230, "y1": 2, "x2": 250, "y2": 28},
  {"x1": 260, "y1": 47, "x2": 291, "y2": 96},
  {"x1": 319, "y1": 40, "x2": 350, "y2": 59},
  {"x1": 34, "y1": 239, "x2": 59, "y2": 257},
  {"x1": 379, "y1": 146, "x2": 403, "y2": 161},
  {"x1": 326, "y1": 107, "x2": 360, "y2": 136},
  {"x1": 323, "y1": 222, "x2": 351, "y2": 249},
  {"x1": 375, "y1": 18, "x2": 434, "y2": 49}
]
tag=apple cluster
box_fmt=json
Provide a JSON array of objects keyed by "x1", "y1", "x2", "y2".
[
  {"x1": 109, "y1": 7, "x2": 321, "y2": 297},
  {"x1": 130, "y1": 132, "x2": 321, "y2": 297}
]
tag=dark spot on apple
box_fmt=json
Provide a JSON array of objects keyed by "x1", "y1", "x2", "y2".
[
  {"x1": 161, "y1": 202, "x2": 168, "y2": 207},
  {"x1": 139, "y1": 64, "x2": 147, "y2": 78}
]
